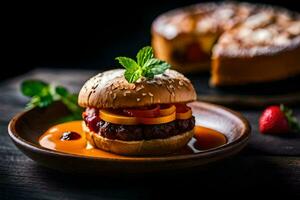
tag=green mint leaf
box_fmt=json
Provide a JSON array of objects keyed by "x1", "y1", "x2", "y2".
[
  {"x1": 38, "y1": 94, "x2": 54, "y2": 107},
  {"x1": 136, "y1": 46, "x2": 153, "y2": 66},
  {"x1": 144, "y1": 58, "x2": 170, "y2": 75},
  {"x1": 142, "y1": 58, "x2": 160, "y2": 78},
  {"x1": 26, "y1": 96, "x2": 41, "y2": 109},
  {"x1": 115, "y1": 57, "x2": 139, "y2": 70},
  {"x1": 115, "y1": 46, "x2": 171, "y2": 83},
  {"x1": 55, "y1": 86, "x2": 69, "y2": 97},
  {"x1": 143, "y1": 70, "x2": 154, "y2": 79},
  {"x1": 26, "y1": 94, "x2": 53, "y2": 109},
  {"x1": 21, "y1": 80, "x2": 48, "y2": 97},
  {"x1": 125, "y1": 68, "x2": 142, "y2": 83},
  {"x1": 143, "y1": 58, "x2": 161, "y2": 68},
  {"x1": 67, "y1": 93, "x2": 78, "y2": 104},
  {"x1": 21, "y1": 79, "x2": 83, "y2": 122},
  {"x1": 61, "y1": 94, "x2": 82, "y2": 115},
  {"x1": 116, "y1": 56, "x2": 143, "y2": 83},
  {"x1": 55, "y1": 85, "x2": 83, "y2": 117},
  {"x1": 150, "y1": 61, "x2": 170, "y2": 75}
]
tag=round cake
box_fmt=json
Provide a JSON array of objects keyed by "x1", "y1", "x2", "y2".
[{"x1": 152, "y1": 2, "x2": 300, "y2": 86}]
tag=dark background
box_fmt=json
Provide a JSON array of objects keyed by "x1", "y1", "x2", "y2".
[{"x1": 4, "y1": 0, "x2": 300, "y2": 79}]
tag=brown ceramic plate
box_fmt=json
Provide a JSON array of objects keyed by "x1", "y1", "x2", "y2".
[{"x1": 8, "y1": 101, "x2": 250, "y2": 174}]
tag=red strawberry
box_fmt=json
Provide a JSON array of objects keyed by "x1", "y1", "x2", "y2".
[{"x1": 259, "y1": 104, "x2": 300, "y2": 135}]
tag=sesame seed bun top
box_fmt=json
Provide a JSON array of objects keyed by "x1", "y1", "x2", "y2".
[{"x1": 78, "y1": 69, "x2": 197, "y2": 109}]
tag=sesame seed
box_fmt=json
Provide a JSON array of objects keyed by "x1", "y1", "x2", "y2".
[
  {"x1": 142, "y1": 93, "x2": 147, "y2": 96},
  {"x1": 136, "y1": 86, "x2": 143, "y2": 91},
  {"x1": 113, "y1": 82, "x2": 119, "y2": 88},
  {"x1": 166, "y1": 85, "x2": 172, "y2": 94},
  {"x1": 137, "y1": 98, "x2": 141, "y2": 102},
  {"x1": 179, "y1": 81, "x2": 184, "y2": 86},
  {"x1": 112, "y1": 93, "x2": 117, "y2": 99},
  {"x1": 123, "y1": 91, "x2": 131, "y2": 96},
  {"x1": 130, "y1": 85, "x2": 136, "y2": 90},
  {"x1": 148, "y1": 92, "x2": 154, "y2": 97},
  {"x1": 92, "y1": 84, "x2": 98, "y2": 89}
]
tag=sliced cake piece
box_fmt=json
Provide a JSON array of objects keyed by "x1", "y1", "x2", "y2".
[
  {"x1": 152, "y1": 2, "x2": 253, "y2": 73},
  {"x1": 211, "y1": 8, "x2": 300, "y2": 86}
]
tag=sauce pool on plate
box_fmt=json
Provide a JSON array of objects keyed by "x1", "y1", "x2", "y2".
[
  {"x1": 39, "y1": 121, "x2": 227, "y2": 158},
  {"x1": 39, "y1": 121, "x2": 125, "y2": 159},
  {"x1": 193, "y1": 126, "x2": 227, "y2": 150}
]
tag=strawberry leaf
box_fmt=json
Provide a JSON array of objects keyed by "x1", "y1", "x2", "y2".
[{"x1": 280, "y1": 104, "x2": 300, "y2": 132}]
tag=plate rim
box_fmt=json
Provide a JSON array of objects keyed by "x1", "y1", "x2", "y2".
[{"x1": 8, "y1": 101, "x2": 251, "y2": 163}]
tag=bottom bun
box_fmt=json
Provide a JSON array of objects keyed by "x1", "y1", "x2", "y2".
[{"x1": 82, "y1": 122, "x2": 194, "y2": 156}]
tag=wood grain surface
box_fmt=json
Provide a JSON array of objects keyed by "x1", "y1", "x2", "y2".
[{"x1": 0, "y1": 68, "x2": 299, "y2": 199}]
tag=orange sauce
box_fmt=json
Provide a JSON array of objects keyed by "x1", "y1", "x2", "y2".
[
  {"x1": 39, "y1": 121, "x2": 125, "y2": 159},
  {"x1": 193, "y1": 126, "x2": 227, "y2": 150},
  {"x1": 39, "y1": 121, "x2": 227, "y2": 158}
]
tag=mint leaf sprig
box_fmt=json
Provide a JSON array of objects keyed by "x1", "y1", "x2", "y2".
[
  {"x1": 21, "y1": 80, "x2": 82, "y2": 120},
  {"x1": 115, "y1": 46, "x2": 171, "y2": 83}
]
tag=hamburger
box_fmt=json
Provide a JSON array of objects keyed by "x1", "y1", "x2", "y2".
[{"x1": 78, "y1": 47, "x2": 197, "y2": 155}]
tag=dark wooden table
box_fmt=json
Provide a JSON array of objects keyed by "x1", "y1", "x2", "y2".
[{"x1": 1, "y1": 68, "x2": 299, "y2": 199}]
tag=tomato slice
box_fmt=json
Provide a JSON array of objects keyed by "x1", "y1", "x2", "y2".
[
  {"x1": 176, "y1": 108, "x2": 192, "y2": 120},
  {"x1": 99, "y1": 104, "x2": 192, "y2": 125},
  {"x1": 175, "y1": 104, "x2": 189, "y2": 113},
  {"x1": 175, "y1": 104, "x2": 192, "y2": 120},
  {"x1": 139, "y1": 112, "x2": 176, "y2": 125},
  {"x1": 123, "y1": 105, "x2": 160, "y2": 117},
  {"x1": 99, "y1": 109, "x2": 138, "y2": 125},
  {"x1": 159, "y1": 104, "x2": 176, "y2": 116},
  {"x1": 100, "y1": 109, "x2": 176, "y2": 125}
]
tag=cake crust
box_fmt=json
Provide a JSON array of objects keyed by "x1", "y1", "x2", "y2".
[{"x1": 152, "y1": 2, "x2": 300, "y2": 86}]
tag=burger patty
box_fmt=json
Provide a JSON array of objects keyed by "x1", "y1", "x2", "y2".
[{"x1": 84, "y1": 109, "x2": 195, "y2": 141}]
